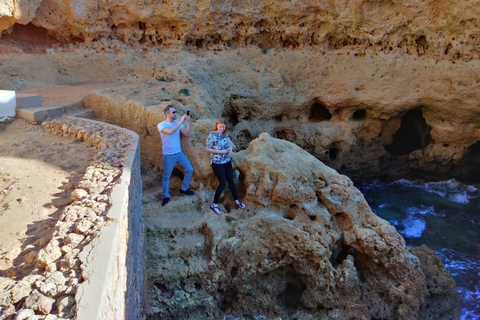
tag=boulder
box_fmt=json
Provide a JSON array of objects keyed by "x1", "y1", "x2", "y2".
[
  {"x1": 146, "y1": 134, "x2": 460, "y2": 319},
  {"x1": 24, "y1": 291, "x2": 56, "y2": 315}
]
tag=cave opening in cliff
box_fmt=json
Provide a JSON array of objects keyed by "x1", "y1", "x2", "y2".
[
  {"x1": 223, "y1": 95, "x2": 241, "y2": 126},
  {"x1": 224, "y1": 110, "x2": 239, "y2": 126},
  {"x1": 460, "y1": 141, "x2": 480, "y2": 182},
  {"x1": 276, "y1": 268, "x2": 307, "y2": 315},
  {"x1": 385, "y1": 108, "x2": 433, "y2": 156},
  {"x1": 0, "y1": 23, "x2": 67, "y2": 53},
  {"x1": 308, "y1": 100, "x2": 332, "y2": 122}
]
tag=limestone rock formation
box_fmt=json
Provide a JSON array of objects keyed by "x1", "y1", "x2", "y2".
[
  {"x1": 2, "y1": 0, "x2": 480, "y2": 63},
  {"x1": 2, "y1": 0, "x2": 480, "y2": 182},
  {"x1": 73, "y1": 50, "x2": 480, "y2": 185},
  {"x1": 0, "y1": 0, "x2": 474, "y2": 318},
  {"x1": 146, "y1": 134, "x2": 459, "y2": 319}
]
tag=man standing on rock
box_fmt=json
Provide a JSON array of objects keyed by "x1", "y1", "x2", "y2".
[{"x1": 158, "y1": 105, "x2": 194, "y2": 206}]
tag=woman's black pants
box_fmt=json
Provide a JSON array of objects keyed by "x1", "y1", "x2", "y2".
[{"x1": 212, "y1": 161, "x2": 238, "y2": 204}]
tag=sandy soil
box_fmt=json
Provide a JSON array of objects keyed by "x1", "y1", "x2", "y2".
[
  {"x1": 18, "y1": 83, "x2": 133, "y2": 106},
  {"x1": 0, "y1": 118, "x2": 95, "y2": 279}
]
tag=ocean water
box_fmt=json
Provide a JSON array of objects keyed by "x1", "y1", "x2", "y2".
[{"x1": 358, "y1": 179, "x2": 480, "y2": 320}]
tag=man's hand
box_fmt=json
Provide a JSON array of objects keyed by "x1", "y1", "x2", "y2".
[{"x1": 180, "y1": 114, "x2": 191, "y2": 136}]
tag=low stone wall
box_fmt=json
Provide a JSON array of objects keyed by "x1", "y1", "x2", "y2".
[{"x1": 38, "y1": 116, "x2": 144, "y2": 319}]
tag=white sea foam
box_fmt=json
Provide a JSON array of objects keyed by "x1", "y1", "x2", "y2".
[
  {"x1": 392, "y1": 179, "x2": 416, "y2": 188},
  {"x1": 421, "y1": 179, "x2": 480, "y2": 204},
  {"x1": 411, "y1": 206, "x2": 435, "y2": 215},
  {"x1": 459, "y1": 287, "x2": 480, "y2": 320},
  {"x1": 360, "y1": 180, "x2": 480, "y2": 320},
  {"x1": 406, "y1": 205, "x2": 441, "y2": 217},
  {"x1": 448, "y1": 192, "x2": 471, "y2": 204},
  {"x1": 400, "y1": 216, "x2": 426, "y2": 238},
  {"x1": 389, "y1": 219, "x2": 399, "y2": 226},
  {"x1": 460, "y1": 310, "x2": 479, "y2": 320}
]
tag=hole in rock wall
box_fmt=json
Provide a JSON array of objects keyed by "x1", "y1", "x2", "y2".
[
  {"x1": 195, "y1": 39, "x2": 205, "y2": 49},
  {"x1": 460, "y1": 141, "x2": 480, "y2": 182},
  {"x1": 185, "y1": 36, "x2": 221, "y2": 50},
  {"x1": 328, "y1": 147, "x2": 339, "y2": 161},
  {"x1": 223, "y1": 95, "x2": 242, "y2": 126},
  {"x1": 276, "y1": 269, "x2": 306, "y2": 314},
  {"x1": 235, "y1": 129, "x2": 253, "y2": 150},
  {"x1": 384, "y1": 108, "x2": 433, "y2": 156},
  {"x1": 284, "y1": 205, "x2": 298, "y2": 220},
  {"x1": 330, "y1": 240, "x2": 352, "y2": 268},
  {"x1": 138, "y1": 22, "x2": 148, "y2": 43},
  {"x1": 332, "y1": 212, "x2": 354, "y2": 230},
  {"x1": 154, "y1": 282, "x2": 174, "y2": 299},
  {"x1": 0, "y1": 23, "x2": 62, "y2": 53},
  {"x1": 172, "y1": 167, "x2": 185, "y2": 180},
  {"x1": 219, "y1": 287, "x2": 239, "y2": 312},
  {"x1": 308, "y1": 100, "x2": 332, "y2": 122},
  {"x1": 223, "y1": 203, "x2": 232, "y2": 213},
  {"x1": 352, "y1": 109, "x2": 367, "y2": 120},
  {"x1": 274, "y1": 128, "x2": 297, "y2": 142},
  {"x1": 415, "y1": 35, "x2": 428, "y2": 50},
  {"x1": 222, "y1": 110, "x2": 239, "y2": 127},
  {"x1": 234, "y1": 170, "x2": 246, "y2": 200},
  {"x1": 230, "y1": 266, "x2": 239, "y2": 278}
]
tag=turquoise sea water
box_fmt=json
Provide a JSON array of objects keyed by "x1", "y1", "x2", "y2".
[{"x1": 358, "y1": 179, "x2": 480, "y2": 320}]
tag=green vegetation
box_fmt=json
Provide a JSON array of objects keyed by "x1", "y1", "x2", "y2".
[{"x1": 179, "y1": 88, "x2": 190, "y2": 96}]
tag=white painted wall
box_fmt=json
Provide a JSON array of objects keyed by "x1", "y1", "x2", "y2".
[{"x1": 0, "y1": 90, "x2": 16, "y2": 121}]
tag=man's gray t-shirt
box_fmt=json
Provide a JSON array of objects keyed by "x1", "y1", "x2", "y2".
[{"x1": 158, "y1": 120, "x2": 185, "y2": 155}]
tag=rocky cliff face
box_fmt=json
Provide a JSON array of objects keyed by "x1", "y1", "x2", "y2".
[
  {"x1": 2, "y1": 0, "x2": 480, "y2": 182},
  {"x1": 145, "y1": 134, "x2": 459, "y2": 319},
  {"x1": 2, "y1": 0, "x2": 480, "y2": 63},
  {"x1": 0, "y1": 0, "x2": 474, "y2": 318}
]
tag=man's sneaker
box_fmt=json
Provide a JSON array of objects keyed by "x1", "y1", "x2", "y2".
[
  {"x1": 179, "y1": 189, "x2": 195, "y2": 196},
  {"x1": 162, "y1": 197, "x2": 170, "y2": 206}
]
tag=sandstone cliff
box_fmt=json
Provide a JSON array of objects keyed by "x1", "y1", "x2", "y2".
[
  {"x1": 145, "y1": 134, "x2": 459, "y2": 319},
  {"x1": 0, "y1": 0, "x2": 474, "y2": 318},
  {"x1": 2, "y1": 0, "x2": 480, "y2": 182},
  {"x1": 2, "y1": 0, "x2": 480, "y2": 63}
]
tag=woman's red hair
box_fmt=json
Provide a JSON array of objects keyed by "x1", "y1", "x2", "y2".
[{"x1": 213, "y1": 118, "x2": 228, "y2": 136}]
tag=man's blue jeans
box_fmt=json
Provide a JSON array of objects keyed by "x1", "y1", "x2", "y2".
[{"x1": 162, "y1": 151, "x2": 194, "y2": 198}]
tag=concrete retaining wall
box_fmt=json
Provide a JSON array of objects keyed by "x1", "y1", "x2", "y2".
[{"x1": 43, "y1": 116, "x2": 145, "y2": 320}]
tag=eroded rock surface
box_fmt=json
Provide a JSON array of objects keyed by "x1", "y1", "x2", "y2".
[
  {"x1": 0, "y1": 0, "x2": 474, "y2": 318},
  {"x1": 1, "y1": 1, "x2": 480, "y2": 184},
  {"x1": 2, "y1": 0, "x2": 480, "y2": 64},
  {"x1": 145, "y1": 134, "x2": 459, "y2": 319}
]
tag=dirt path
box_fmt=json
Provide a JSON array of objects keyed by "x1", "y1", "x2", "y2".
[
  {"x1": 0, "y1": 118, "x2": 95, "y2": 278},
  {"x1": 18, "y1": 83, "x2": 132, "y2": 106}
]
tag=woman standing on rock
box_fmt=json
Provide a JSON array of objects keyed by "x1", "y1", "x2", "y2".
[{"x1": 206, "y1": 118, "x2": 246, "y2": 215}]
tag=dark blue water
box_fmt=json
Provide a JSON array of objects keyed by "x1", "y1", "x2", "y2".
[{"x1": 358, "y1": 179, "x2": 480, "y2": 320}]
